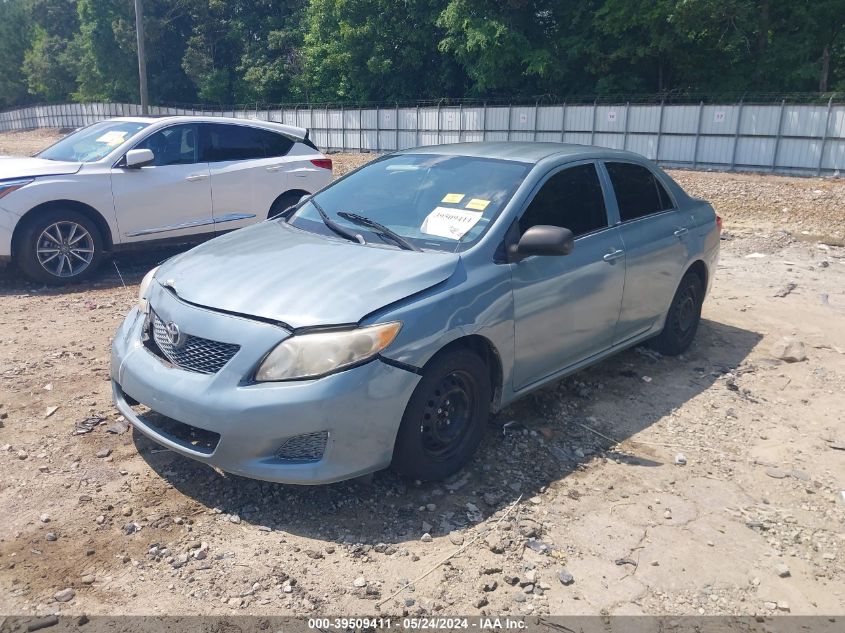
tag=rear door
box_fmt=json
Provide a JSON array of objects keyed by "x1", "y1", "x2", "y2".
[
  {"x1": 602, "y1": 161, "x2": 692, "y2": 343},
  {"x1": 111, "y1": 123, "x2": 213, "y2": 242},
  {"x1": 201, "y1": 123, "x2": 297, "y2": 232},
  {"x1": 511, "y1": 162, "x2": 626, "y2": 390}
]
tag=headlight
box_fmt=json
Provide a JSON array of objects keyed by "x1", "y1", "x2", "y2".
[
  {"x1": 0, "y1": 178, "x2": 34, "y2": 200},
  {"x1": 137, "y1": 266, "x2": 159, "y2": 313},
  {"x1": 255, "y1": 321, "x2": 402, "y2": 381}
]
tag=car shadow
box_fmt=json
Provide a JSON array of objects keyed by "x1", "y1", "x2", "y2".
[
  {"x1": 133, "y1": 317, "x2": 763, "y2": 546},
  {"x1": 0, "y1": 246, "x2": 189, "y2": 296}
]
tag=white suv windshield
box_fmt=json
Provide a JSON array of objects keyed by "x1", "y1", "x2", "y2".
[{"x1": 39, "y1": 121, "x2": 150, "y2": 163}]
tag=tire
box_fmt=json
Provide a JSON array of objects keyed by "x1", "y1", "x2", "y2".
[
  {"x1": 392, "y1": 348, "x2": 491, "y2": 481},
  {"x1": 268, "y1": 191, "x2": 307, "y2": 219},
  {"x1": 648, "y1": 270, "x2": 704, "y2": 356},
  {"x1": 16, "y1": 208, "x2": 105, "y2": 284}
]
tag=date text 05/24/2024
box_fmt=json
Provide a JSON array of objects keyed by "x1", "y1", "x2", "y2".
[{"x1": 308, "y1": 617, "x2": 527, "y2": 630}]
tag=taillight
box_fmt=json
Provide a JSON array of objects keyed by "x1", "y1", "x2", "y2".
[
  {"x1": 716, "y1": 214, "x2": 723, "y2": 233},
  {"x1": 310, "y1": 158, "x2": 332, "y2": 170}
]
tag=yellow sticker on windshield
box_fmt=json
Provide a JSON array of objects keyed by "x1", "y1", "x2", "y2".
[
  {"x1": 466, "y1": 198, "x2": 490, "y2": 211},
  {"x1": 96, "y1": 130, "x2": 128, "y2": 146},
  {"x1": 441, "y1": 193, "x2": 465, "y2": 204}
]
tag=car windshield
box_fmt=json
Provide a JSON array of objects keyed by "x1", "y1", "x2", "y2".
[
  {"x1": 289, "y1": 153, "x2": 531, "y2": 252},
  {"x1": 38, "y1": 120, "x2": 150, "y2": 163}
]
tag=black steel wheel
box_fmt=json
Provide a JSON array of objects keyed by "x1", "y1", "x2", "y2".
[
  {"x1": 392, "y1": 348, "x2": 490, "y2": 481},
  {"x1": 648, "y1": 270, "x2": 704, "y2": 356}
]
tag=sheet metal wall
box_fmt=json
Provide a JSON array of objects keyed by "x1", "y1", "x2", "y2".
[{"x1": 2, "y1": 100, "x2": 843, "y2": 177}]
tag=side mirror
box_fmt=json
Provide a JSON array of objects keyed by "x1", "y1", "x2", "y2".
[
  {"x1": 125, "y1": 149, "x2": 154, "y2": 168},
  {"x1": 509, "y1": 225, "x2": 574, "y2": 262}
]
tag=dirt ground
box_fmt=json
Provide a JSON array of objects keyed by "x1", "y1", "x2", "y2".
[{"x1": 0, "y1": 130, "x2": 843, "y2": 618}]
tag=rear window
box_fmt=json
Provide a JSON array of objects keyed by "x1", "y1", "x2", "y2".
[
  {"x1": 201, "y1": 124, "x2": 294, "y2": 162},
  {"x1": 605, "y1": 162, "x2": 674, "y2": 221}
]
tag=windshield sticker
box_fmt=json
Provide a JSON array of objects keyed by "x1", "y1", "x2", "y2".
[
  {"x1": 95, "y1": 131, "x2": 128, "y2": 146},
  {"x1": 465, "y1": 198, "x2": 490, "y2": 211},
  {"x1": 441, "y1": 193, "x2": 465, "y2": 204},
  {"x1": 421, "y1": 206, "x2": 483, "y2": 240}
]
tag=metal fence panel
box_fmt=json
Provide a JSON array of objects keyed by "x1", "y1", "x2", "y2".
[
  {"x1": 2, "y1": 99, "x2": 844, "y2": 176},
  {"x1": 736, "y1": 137, "x2": 777, "y2": 167},
  {"x1": 740, "y1": 105, "x2": 780, "y2": 135},
  {"x1": 565, "y1": 105, "x2": 592, "y2": 132},
  {"x1": 823, "y1": 139, "x2": 845, "y2": 172},
  {"x1": 626, "y1": 134, "x2": 658, "y2": 160},
  {"x1": 661, "y1": 105, "x2": 698, "y2": 134},
  {"x1": 830, "y1": 106, "x2": 845, "y2": 137},
  {"x1": 697, "y1": 136, "x2": 735, "y2": 166},
  {"x1": 658, "y1": 135, "x2": 695, "y2": 163}
]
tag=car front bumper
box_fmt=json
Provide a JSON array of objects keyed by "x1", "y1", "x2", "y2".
[{"x1": 110, "y1": 287, "x2": 421, "y2": 485}]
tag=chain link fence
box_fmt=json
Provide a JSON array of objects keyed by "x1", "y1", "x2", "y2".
[{"x1": 1, "y1": 98, "x2": 843, "y2": 177}]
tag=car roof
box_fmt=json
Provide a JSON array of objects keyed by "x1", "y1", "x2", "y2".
[
  {"x1": 103, "y1": 116, "x2": 307, "y2": 140},
  {"x1": 397, "y1": 142, "x2": 647, "y2": 165}
]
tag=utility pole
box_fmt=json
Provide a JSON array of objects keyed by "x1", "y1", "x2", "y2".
[{"x1": 134, "y1": 0, "x2": 149, "y2": 115}]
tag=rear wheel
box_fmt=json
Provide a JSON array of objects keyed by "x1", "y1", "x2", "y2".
[
  {"x1": 16, "y1": 208, "x2": 104, "y2": 284},
  {"x1": 392, "y1": 349, "x2": 490, "y2": 481},
  {"x1": 268, "y1": 191, "x2": 308, "y2": 219},
  {"x1": 648, "y1": 270, "x2": 704, "y2": 356}
]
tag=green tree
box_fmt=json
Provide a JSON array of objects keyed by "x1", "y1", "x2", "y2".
[
  {"x1": 21, "y1": 0, "x2": 79, "y2": 102},
  {"x1": 0, "y1": 0, "x2": 32, "y2": 107},
  {"x1": 72, "y1": 0, "x2": 138, "y2": 101},
  {"x1": 236, "y1": 0, "x2": 308, "y2": 103},
  {"x1": 301, "y1": 0, "x2": 465, "y2": 102}
]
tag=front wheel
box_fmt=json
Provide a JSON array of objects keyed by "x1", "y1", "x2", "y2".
[
  {"x1": 392, "y1": 349, "x2": 491, "y2": 481},
  {"x1": 648, "y1": 271, "x2": 704, "y2": 356},
  {"x1": 16, "y1": 209, "x2": 105, "y2": 284}
]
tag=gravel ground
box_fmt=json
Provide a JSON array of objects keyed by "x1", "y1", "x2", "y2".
[{"x1": 0, "y1": 131, "x2": 843, "y2": 618}]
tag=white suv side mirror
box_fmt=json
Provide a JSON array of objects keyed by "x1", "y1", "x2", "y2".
[{"x1": 125, "y1": 149, "x2": 155, "y2": 168}]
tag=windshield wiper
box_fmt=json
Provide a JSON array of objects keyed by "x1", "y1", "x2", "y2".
[
  {"x1": 310, "y1": 199, "x2": 364, "y2": 245},
  {"x1": 337, "y1": 211, "x2": 421, "y2": 252}
]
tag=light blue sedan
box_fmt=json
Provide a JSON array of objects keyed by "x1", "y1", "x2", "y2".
[{"x1": 111, "y1": 143, "x2": 720, "y2": 484}]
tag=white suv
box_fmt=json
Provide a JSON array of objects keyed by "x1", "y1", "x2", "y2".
[{"x1": 0, "y1": 116, "x2": 332, "y2": 283}]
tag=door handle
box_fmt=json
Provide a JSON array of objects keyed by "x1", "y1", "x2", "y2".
[
  {"x1": 266, "y1": 165, "x2": 283, "y2": 172},
  {"x1": 673, "y1": 227, "x2": 689, "y2": 237},
  {"x1": 603, "y1": 249, "x2": 624, "y2": 263},
  {"x1": 185, "y1": 173, "x2": 208, "y2": 182}
]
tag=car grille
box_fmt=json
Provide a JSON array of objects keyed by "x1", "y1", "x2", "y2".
[{"x1": 150, "y1": 310, "x2": 240, "y2": 375}]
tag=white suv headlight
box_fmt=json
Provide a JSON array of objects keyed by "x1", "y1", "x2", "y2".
[
  {"x1": 137, "y1": 266, "x2": 159, "y2": 314},
  {"x1": 255, "y1": 322, "x2": 402, "y2": 381}
]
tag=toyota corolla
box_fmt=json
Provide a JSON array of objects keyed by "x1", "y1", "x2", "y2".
[{"x1": 111, "y1": 142, "x2": 720, "y2": 484}]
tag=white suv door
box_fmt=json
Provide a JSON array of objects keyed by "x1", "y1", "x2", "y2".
[
  {"x1": 200, "y1": 123, "x2": 276, "y2": 232},
  {"x1": 111, "y1": 123, "x2": 214, "y2": 242}
]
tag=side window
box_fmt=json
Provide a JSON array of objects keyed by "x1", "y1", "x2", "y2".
[
  {"x1": 605, "y1": 162, "x2": 674, "y2": 222},
  {"x1": 202, "y1": 124, "x2": 268, "y2": 162},
  {"x1": 519, "y1": 163, "x2": 608, "y2": 237},
  {"x1": 262, "y1": 130, "x2": 294, "y2": 157},
  {"x1": 135, "y1": 125, "x2": 198, "y2": 166}
]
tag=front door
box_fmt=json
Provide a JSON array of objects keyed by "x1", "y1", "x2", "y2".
[
  {"x1": 111, "y1": 123, "x2": 213, "y2": 242},
  {"x1": 511, "y1": 162, "x2": 626, "y2": 390}
]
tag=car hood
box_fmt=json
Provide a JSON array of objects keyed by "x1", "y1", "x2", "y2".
[
  {"x1": 157, "y1": 221, "x2": 460, "y2": 328},
  {"x1": 0, "y1": 156, "x2": 83, "y2": 180}
]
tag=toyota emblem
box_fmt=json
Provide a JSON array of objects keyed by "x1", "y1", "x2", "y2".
[{"x1": 165, "y1": 321, "x2": 184, "y2": 347}]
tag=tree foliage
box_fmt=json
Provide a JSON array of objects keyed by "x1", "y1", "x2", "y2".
[{"x1": 1, "y1": 0, "x2": 844, "y2": 108}]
